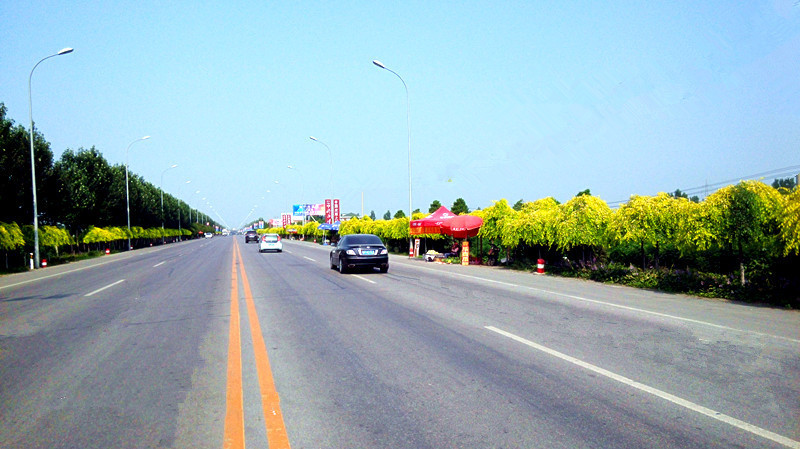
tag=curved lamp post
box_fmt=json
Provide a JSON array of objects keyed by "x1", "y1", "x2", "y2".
[
  {"x1": 125, "y1": 136, "x2": 150, "y2": 250},
  {"x1": 373, "y1": 59, "x2": 413, "y2": 257},
  {"x1": 160, "y1": 164, "x2": 178, "y2": 243},
  {"x1": 309, "y1": 136, "x2": 333, "y2": 202},
  {"x1": 28, "y1": 47, "x2": 73, "y2": 269},
  {"x1": 272, "y1": 180, "x2": 285, "y2": 221},
  {"x1": 191, "y1": 190, "x2": 201, "y2": 223},
  {"x1": 287, "y1": 165, "x2": 305, "y2": 225},
  {"x1": 178, "y1": 180, "x2": 191, "y2": 240}
]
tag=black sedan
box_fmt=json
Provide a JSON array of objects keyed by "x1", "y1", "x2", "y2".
[
  {"x1": 330, "y1": 234, "x2": 389, "y2": 273},
  {"x1": 244, "y1": 230, "x2": 259, "y2": 243}
]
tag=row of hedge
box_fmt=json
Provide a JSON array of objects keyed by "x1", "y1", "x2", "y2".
[
  {"x1": 253, "y1": 181, "x2": 799, "y2": 307},
  {"x1": 0, "y1": 222, "x2": 209, "y2": 271}
]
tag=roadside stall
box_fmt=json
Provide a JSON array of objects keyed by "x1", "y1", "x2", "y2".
[
  {"x1": 409, "y1": 206, "x2": 457, "y2": 257},
  {"x1": 410, "y1": 206, "x2": 456, "y2": 235},
  {"x1": 318, "y1": 221, "x2": 340, "y2": 245},
  {"x1": 440, "y1": 215, "x2": 484, "y2": 265}
]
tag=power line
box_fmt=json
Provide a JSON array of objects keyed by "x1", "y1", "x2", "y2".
[{"x1": 607, "y1": 164, "x2": 800, "y2": 206}]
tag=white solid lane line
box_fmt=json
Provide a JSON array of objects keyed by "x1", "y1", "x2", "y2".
[
  {"x1": 407, "y1": 264, "x2": 798, "y2": 344},
  {"x1": 153, "y1": 261, "x2": 166, "y2": 267},
  {"x1": 303, "y1": 256, "x2": 316, "y2": 262},
  {"x1": 352, "y1": 275, "x2": 376, "y2": 284},
  {"x1": 85, "y1": 279, "x2": 125, "y2": 297},
  {"x1": 485, "y1": 326, "x2": 800, "y2": 449}
]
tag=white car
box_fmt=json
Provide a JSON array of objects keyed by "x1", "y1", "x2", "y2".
[{"x1": 259, "y1": 233, "x2": 283, "y2": 252}]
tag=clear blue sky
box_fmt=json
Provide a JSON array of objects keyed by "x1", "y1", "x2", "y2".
[{"x1": 2, "y1": 1, "x2": 798, "y2": 229}]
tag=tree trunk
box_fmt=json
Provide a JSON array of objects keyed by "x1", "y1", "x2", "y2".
[
  {"x1": 654, "y1": 241, "x2": 660, "y2": 270},
  {"x1": 740, "y1": 261, "x2": 746, "y2": 286},
  {"x1": 641, "y1": 241, "x2": 645, "y2": 270},
  {"x1": 738, "y1": 242, "x2": 746, "y2": 285}
]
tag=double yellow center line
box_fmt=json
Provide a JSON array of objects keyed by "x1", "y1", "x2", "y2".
[{"x1": 223, "y1": 241, "x2": 291, "y2": 449}]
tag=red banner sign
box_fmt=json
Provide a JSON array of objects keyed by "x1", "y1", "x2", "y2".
[
  {"x1": 333, "y1": 199, "x2": 340, "y2": 223},
  {"x1": 325, "y1": 199, "x2": 332, "y2": 224}
]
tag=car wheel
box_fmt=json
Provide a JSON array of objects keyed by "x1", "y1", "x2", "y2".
[
  {"x1": 380, "y1": 265, "x2": 388, "y2": 273},
  {"x1": 338, "y1": 258, "x2": 347, "y2": 274},
  {"x1": 330, "y1": 256, "x2": 336, "y2": 269}
]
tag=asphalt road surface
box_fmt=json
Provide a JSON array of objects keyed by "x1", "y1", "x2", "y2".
[{"x1": 1, "y1": 237, "x2": 798, "y2": 448}]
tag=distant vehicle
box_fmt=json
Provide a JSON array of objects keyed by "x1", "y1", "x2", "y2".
[
  {"x1": 330, "y1": 233, "x2": 388, "y2": 274},
  {"x1": 204, "y1": 232, "x2": 213, "y2": 239},
  {"x1": 244, "y1": 230, "x2": 259, "y2": 243},
  {"x1": 259, "y1": 234, "x2": 283, "y2": 253}
]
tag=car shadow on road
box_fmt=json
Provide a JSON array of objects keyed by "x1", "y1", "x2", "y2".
[{"x1": 2, "y1": 293, "x2": 71, "y2": 302}]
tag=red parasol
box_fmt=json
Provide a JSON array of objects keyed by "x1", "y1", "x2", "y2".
[
  {"x1": 441, "y1": 215, "x2": 483, "y2": 238},
  {"x1": 410, "y1": 206, "x2": 456, "y2": 235}
]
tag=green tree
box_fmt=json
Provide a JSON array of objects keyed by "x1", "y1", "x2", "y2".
[
  {"x1": 670, "y1": 189, "x2": 699, "y2": 203},
  {"x1": 772, "y1": 177, "x2": 797, "y2": 191},
  {"x1": 609, "y1": 193, "x2": 684, "y2": 269},
  {"x1": 476, "y1": 199, "x2": 514, "y2": 242},
  {"x1": 555, "y1": 195, "x2": 611, "y2": 261},
  {"x1": 51, "y1": 147, "x2": 117, "y2": 231},
  {"x1": 451, "y1": 198, "x2": 469, "y2": 215},
  {"x1": 575, "y1": 189, "x2": 591, "y2": 197},
  {"x1": 386, "y1": 217, "x2": 410, "y2": 240},
  {"x1": 370, "y1": 210, "x2": 377, "y2": 220},
  {"x1": 0, "y1": 222, "x2": 25, "y2": 251},
  {"x1": 501, "y1": 198, "x2": 559, "y2": 252},
  {"x1": 383, "y1": 210, "x2": 391, "y2": 220},
  {"x1": 40, "y1": 225, "x2": 75, "y2": 256},
  {"x1": 0, "y1": 103, "x2": 55, "y2": 225},
  {"x1": 0, "y1": 221, "x2": 25, "y2": 269},
  {"x1": 393, "y1": 210, "x2": 406, "y2": 219},
  {"x1": 703, "y1": 181, "x2": 783, "y2": 284},
  {"x1": 512, "y1": 199, "x2": 524, "y2": 211},
  {"x1": 780, "y1": 187, "x2": 800, "y2": 255},
  {"x1": 428, "y1": 200, "x2": 442, "y2": 213}
]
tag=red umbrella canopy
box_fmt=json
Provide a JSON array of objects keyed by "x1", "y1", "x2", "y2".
[
  {"x1": 441, "y1": 215, "x2": 483, "y2": 238},
  {"x1": 410, "y1": 206, "x2": 456, "y2": 235}
]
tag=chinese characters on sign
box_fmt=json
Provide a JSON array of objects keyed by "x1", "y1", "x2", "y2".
[{"x1": 325, "y1": 199, "x2": 332, "y2": 224}]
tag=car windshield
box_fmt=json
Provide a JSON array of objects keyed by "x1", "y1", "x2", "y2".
[
  {"x1": 264, "y1": 236, "x2": 278, "y2": 242},
  {"x1": 345, "y1": 235, "x2": 383, "y2": 245}
]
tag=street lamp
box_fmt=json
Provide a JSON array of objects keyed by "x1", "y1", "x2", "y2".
[
  {"x1": 28, "y1": 47, "x2": 73, "y2": 269},
  {"x1": 287, "y1": 165, "x2": 305, "y2": 225},
  {"x1": 160, "y1": 164, "x2": 178, "y2": 243},
  {"x1": 189, "y1": 189, "x2": 200, "y2": 224},
  {"x1": 309, "y1": 136, "x2": 333, "y2": 202},
  {"x1": 178, "y1": 180, "x2": 191, "y2": 240},
  {"x1": 373, "y1": 59, "x2": 413, "y2": 257},
  {"x1": 193, "y1": 190, "x2": 201, "y2": 223},
  {"x1": 125, "y1": 136, "x2": 150, "y2": 250},
  {"x1": 272, "y1": 180, "x2": 285, "y2": 219}
]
